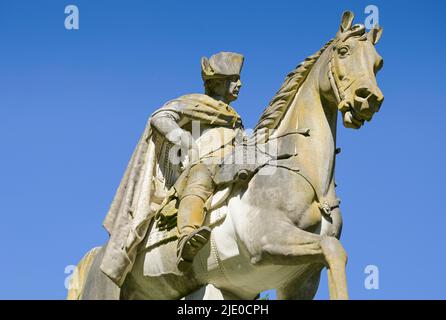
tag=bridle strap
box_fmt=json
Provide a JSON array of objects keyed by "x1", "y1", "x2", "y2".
[
  {"x1": 328, "y1": 44, "x2": 362, "y2": 109},
  {"x1": 327, "y1": 48, "x2": 343, "y2": 105}
]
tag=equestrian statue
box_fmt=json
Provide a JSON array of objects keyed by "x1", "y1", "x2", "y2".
[{"x1": 67, "y1": 11, "x2": 384, "y2": 300}]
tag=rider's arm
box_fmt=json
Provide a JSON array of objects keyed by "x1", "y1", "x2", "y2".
[
  {"x1": 150, "y1": 110, "x2": 197, "y2": 154},
  {"x1": 150, "y1": 110, "x2": 182, "y2": 145}
]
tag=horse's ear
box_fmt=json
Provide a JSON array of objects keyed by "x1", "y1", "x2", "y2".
[
  {"x1": 340, "y1": 11, "x2": 354, "y2": 32},
  {"x1": 368, "y1": 26, "x2": 383, "y2": 45}
]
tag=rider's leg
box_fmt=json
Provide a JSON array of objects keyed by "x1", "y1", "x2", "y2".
[
  {"x1": 177, "y1": 194, "x2": 207, "y2": 239},
  {"x1": 176, "y1": 163, "x2": 214, "y2": 272}
]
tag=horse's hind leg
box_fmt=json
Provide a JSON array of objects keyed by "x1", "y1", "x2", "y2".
[
  {"x1": 81, "y1": 245, "x2": 121, "y2": 300},
  {"x1": 67, "y1": 246, "x2": 102, "y2": 300}
]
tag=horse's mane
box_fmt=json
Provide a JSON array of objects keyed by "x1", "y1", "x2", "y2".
[{"x1": 254, "y1": 39, "x2": 334, "y2": 132}]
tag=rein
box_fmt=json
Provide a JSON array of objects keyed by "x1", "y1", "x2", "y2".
[{"x1": 328, "y1": 47, "x2": 343, "y2": 105}]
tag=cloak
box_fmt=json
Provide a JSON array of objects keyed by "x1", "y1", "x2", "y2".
[{"x1": 100, "y1": 94, "x2": 242, "y2": 286}]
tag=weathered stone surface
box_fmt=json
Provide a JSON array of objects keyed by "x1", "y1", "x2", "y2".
[{"x1": 68, "y1": 10, "x2": 384, "y2": 300}]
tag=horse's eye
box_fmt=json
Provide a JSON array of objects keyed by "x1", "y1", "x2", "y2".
[{"x1": 338, "y1": 46, "x2": 349, "y2": 57}]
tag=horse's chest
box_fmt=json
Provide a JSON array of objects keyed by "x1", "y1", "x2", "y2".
[
  {"x1": 290, "y1": 197, "x2": 342, "y2": 237},
  {"x1": 261, "y1": 170, "x2": 322, "y2": 232},
  {"x1": 286, "y1": 199, "x2": 322, "y2": 232},
  {"x1": 271, "y1": 168, "x2": 341, "y2": 236}
]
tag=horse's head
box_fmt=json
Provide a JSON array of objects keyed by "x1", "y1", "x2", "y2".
[{"x1": 320, "y1": 11, "x2": 384, "y2": 129}]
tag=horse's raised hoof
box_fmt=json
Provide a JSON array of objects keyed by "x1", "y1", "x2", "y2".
[{"x1": 177, "y1": 226, "x2": 211, "y2": 273}]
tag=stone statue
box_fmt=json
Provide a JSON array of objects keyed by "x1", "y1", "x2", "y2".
[
  {"x1": 67, "y1": 11, "x2": 384, "y2": 300},
  {"x1": 150, "y1": 52, "x2": 245, "y2": 273}
]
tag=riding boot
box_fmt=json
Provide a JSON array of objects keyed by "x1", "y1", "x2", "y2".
[{"x1": 176, "y1": 195, "x2": 211, "y2": 272}]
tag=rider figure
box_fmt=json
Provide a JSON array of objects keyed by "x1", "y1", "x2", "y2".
[{"x1": 150, "y1": 52, "x2": 244, "y2": 272}]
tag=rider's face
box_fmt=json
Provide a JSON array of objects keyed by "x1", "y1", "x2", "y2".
[
  {"x1": 210, "y1": 76, "x2": 242, "y2": 103},
  {"x1": 225, "y1": 75, "x2": 242, "y2": 102}
]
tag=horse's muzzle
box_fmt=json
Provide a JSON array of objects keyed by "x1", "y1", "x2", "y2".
[{"x1": 352, "y1": 86, "x2": 384, "y2": 121}]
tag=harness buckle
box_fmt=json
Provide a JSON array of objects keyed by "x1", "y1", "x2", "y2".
[
  {"x1": 318, "y1": 199, "x2": 341, "y2": 217},
  {"x1": 320, "y1": 202, "x2": 332, "y2": 216}
]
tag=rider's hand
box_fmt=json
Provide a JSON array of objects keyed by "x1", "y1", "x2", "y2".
[
  {"x1": 179, "y1": 131, "x2": 196, "y2": 151},
  {"x1": 179, "y1": 131, "x2": 199, "y2": 168}
]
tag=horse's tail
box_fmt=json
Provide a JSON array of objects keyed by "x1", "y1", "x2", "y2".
[{"x1": 66, "y1": 246, "x2": 102, "y2": 300}]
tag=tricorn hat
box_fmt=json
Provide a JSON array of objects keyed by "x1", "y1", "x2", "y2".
[{"x1": 201, "y1": 52, "x2": 244, "y2": 81}]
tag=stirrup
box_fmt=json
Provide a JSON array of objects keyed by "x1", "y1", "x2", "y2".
[{"x1": 177, "y1": 226, "x2": 211, "y2": 273}]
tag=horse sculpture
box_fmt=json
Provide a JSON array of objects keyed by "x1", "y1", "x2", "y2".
[{"x1": 68, "y1": 11, "x2": 384, "y2": 300}]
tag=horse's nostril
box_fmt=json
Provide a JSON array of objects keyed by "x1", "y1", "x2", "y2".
[
  {"x1": 369, "y1": 94, "x2": 384, "y2": 113},
  {"x1": 355, "y1": 87, "x2": 370, "y2": 99}
]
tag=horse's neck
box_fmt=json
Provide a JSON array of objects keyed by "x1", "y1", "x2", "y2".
[{"x1": 275, "y1": 70, "x2": 337, "y2": 199}]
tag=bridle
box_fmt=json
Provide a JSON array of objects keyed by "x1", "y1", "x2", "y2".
[
  {"x1": 327, "y1": 23, "x2": 369, "y2": 108},
  {"x1": 327, "y1": 40, "x2": 360, "y2": 111},
  {"x1": 327, "y1": 43, "x2": 344, "y2": 105}
]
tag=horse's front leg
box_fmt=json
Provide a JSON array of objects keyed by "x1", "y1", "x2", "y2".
[
  {"x1": 251, "y1": 220, "x2": 348, "y2": 299},
  {"x1": 320, "y1": 236, "x2": 348, "y2": 300}
]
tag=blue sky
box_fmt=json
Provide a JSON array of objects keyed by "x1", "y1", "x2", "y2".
[{"x1": 0, "y1": 0, "x2": 445, "y2": 299}]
